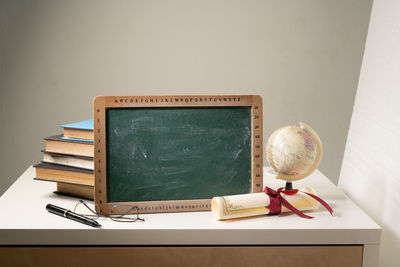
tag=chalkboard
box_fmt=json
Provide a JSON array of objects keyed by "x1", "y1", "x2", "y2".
[{"x1": 94, "y1": 95, "x2": 263, "y2": 214}]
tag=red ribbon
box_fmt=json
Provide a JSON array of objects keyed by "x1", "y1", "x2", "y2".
[{"x1": 264, "y1": 186, "x2": 334, "y2": 219}]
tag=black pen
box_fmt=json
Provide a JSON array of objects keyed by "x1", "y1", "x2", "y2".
[{"x1": 46, "y1": 203, "x2": 102, "y2": 228}]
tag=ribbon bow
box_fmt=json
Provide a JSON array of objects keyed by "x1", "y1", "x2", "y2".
[{"x1": 264, "y1": 186, "x2": 334, "y2": 219}]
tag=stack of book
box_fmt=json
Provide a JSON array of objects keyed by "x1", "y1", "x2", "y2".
[{"x1": 34, "y1": 119, "x2": 94, "y2": 199}]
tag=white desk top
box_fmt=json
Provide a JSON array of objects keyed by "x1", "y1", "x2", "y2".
[{"x1": 0, "y1": 166, "x2": 380, "y2": 245}]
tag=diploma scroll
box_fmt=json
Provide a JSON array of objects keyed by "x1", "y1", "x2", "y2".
[{"x1": 211, "y1": 188, "x2": 318, "y2": 220}]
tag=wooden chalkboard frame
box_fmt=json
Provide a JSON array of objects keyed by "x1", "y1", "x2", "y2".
[{"x1": 94, "y1": 95, "x2": 263, "y2": 215}]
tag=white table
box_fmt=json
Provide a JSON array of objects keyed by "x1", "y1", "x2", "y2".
[{"x1": 0, "y1": 166, "x2": 381, "y2": 267}]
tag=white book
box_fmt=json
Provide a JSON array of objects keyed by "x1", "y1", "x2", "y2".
[{"x1": 42, "y1": 151, "x2": 94, "y2": 170}]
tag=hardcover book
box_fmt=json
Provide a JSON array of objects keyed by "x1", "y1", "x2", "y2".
[
  {"x1": 44, "y1": 134, "x2": 94, "y2": 157},
  {"x1": 34, "y1": 162, "x2": 94, "y2": 186},
  {"x1": 62, "y1": 119, "x2": 94, "y2": 140},
  {"x1": 55, "y1": 183, "x2": 94, "y2": 200},
  {"x1": 42, "y1": 151, "x2": 94, "y2": 170}
]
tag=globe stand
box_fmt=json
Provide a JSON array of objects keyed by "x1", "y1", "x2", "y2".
[{"x1": 285, "y1": 182, "x2": 293, "y2": 191}]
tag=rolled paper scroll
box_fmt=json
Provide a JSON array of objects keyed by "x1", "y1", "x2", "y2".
[{"x1": 211, "y1": 188, "x2": 318, "y2": 220}]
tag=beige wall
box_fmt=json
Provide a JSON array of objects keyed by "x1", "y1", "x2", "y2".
[
  {"x1": 339, "y1": 0, "x2": 400, "y2": 266},
  {"x1": 0, "y1": 0, "x2": 372, "y2": 196}
]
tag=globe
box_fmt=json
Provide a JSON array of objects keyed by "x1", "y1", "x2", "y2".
[{"x1": 266, "y1": 122, "x2": 322, "y2": 182}]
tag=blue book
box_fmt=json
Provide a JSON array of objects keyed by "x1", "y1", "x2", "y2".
[
  {"x1": 62, "y1": 119, "x2": 93, "y2": 130},
  {"x1": 62, "y1": 119, "x2": 93, "y2": 140}
]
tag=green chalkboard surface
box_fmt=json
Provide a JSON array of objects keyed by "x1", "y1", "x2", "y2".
[{"x1": 106, "y1": 107, "x2": 252, "y2": 203}]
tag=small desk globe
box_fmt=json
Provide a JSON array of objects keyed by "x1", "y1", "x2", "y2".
[{"x1": 266, "y1": 122, "x2": 322, "y2": 185}]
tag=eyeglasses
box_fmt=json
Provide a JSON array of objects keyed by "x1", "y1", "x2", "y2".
[
  {"x1": 74, "y1": 200, "x2": 145, "y2": 223},
  {"x1": 110, "y1": 204, "x2": 145, "y2": 222},
  {"x1": 74, "y1": 200, "x2": 100, "y2": 219}
]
